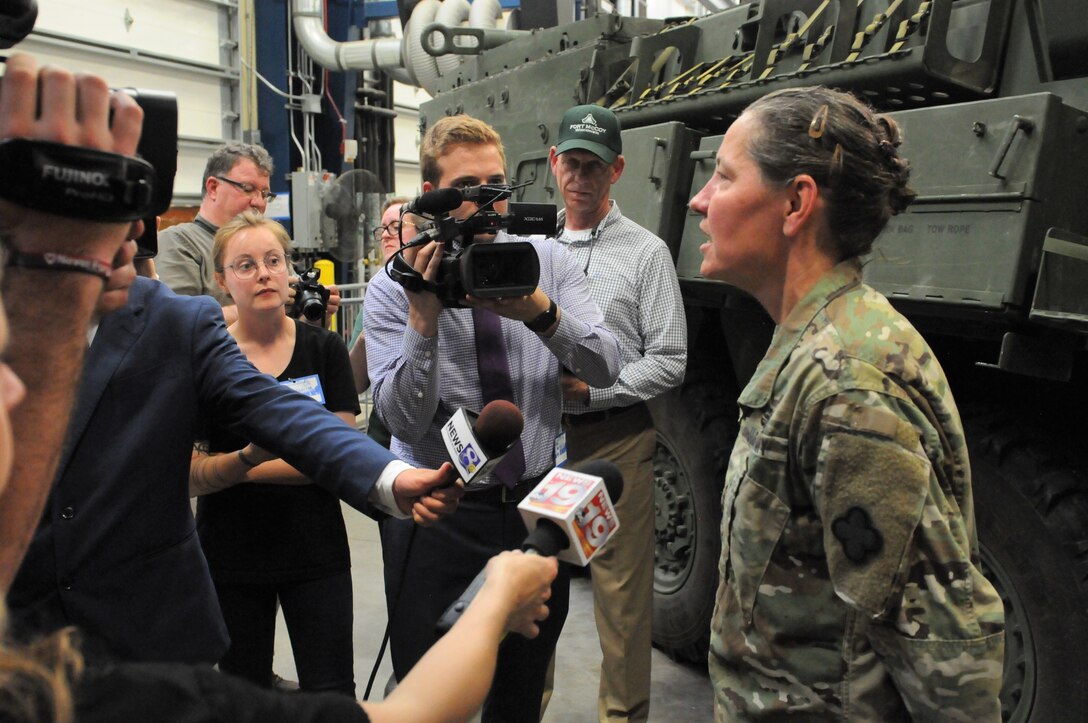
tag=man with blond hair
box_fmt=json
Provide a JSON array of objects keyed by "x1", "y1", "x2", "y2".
[{"x1": 366, "y1": 114, "x2": 621, "y2": 722}]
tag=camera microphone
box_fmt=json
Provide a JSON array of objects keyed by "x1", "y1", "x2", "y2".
[
  {"x1": 405, "y1": 187, "x2": 464, "y2": 216},
  {"x1": 440, "y1": 399, "x2": 524, "y2": 488},
  {"x1": 435, "y1": 460, "x2": 623, "y2": 635},
  {"x1": 460, "y1": 184, "x2": 513, "y2": 204}
]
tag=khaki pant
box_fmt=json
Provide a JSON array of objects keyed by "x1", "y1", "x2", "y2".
[{"x1": 564, "y1": 403, "x2": 657, "y2": 723}]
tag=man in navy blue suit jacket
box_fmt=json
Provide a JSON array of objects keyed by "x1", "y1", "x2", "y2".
[{"x1": 8, "y1": 276, "x2": 460, "y2": 664}]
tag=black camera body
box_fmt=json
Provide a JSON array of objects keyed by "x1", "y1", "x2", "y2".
[
  {"x1": 289, "y1": 267, "x2": 331, "y2": 323},
  {"x1": 429, "y1": 240, "x2": 542, "y2": 306},
  {"x1": 389, "y1": 184, "x2": 556, "y2": 308}
]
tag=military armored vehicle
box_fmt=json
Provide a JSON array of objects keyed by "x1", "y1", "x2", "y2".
[{"x1": 365, "y1": 0, "x2": 1088, "y2": 718}]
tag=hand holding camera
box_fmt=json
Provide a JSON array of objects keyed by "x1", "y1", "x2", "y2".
[
  {"x1": 287, "y1": 266, "x2": 332, "y2": 324},
  {"x1": 387, "y1": 183, "x2": 556, "y2": 309},
  {"x1": 0, "y1": 53, "x2": 145, "y2": 266}
]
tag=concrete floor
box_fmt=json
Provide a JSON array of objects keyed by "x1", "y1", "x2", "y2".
[{"x1": 273, "y1": 504, "x2": 714, "y2": 721}]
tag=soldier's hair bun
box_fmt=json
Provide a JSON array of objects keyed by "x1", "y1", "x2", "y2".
[{"x1": 743, "y1": 87, "x2": 917, "y2": 259}]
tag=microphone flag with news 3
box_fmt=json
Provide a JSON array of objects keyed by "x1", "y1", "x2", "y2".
[
  {"x1": 440, "y1": 399, "x2": 524, "y2": 488},
  {"x1": 435, "y1": 460, "x2": 622, "y2": 636}
]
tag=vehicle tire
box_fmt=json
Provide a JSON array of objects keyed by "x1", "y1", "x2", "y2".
[
  {"x1": 966, "y1": 412, "x2": 1088, "y2": 722},
  {"x1": 649, "y1": 382, "x2": 736, "y2": 663}
]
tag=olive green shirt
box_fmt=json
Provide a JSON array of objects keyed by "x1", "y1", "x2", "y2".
[
  {"x1": 711, "y1": 258, "x2": 1004, "y2": 720},
  {"x1": 157, "y1": 215, "x2": 231, "y2": 308}
]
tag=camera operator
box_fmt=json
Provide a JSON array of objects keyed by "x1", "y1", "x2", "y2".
[
  {"x1": 364, "y1": 114, "x2": 621, "y2": 722},
  {"x1": 0, "y1": 52, "x2": 144, "y2": 590},
  {"x1": 156, "y1": 142, "x2": 340, "y2": 325}
]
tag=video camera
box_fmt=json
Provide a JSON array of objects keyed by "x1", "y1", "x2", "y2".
[
  {"x1": 387, "y1": 182, "x2": 557, "y2": 308},
  {"x1": 0, "y1": 0, "x2": 177, "y2": 258}
]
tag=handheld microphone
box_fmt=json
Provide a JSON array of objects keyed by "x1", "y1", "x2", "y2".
[
  {"x1": 405, "y1": 187, "x2": 463, "y2": 216},
  {"x1": 435, "y1": 460, "x2": 623, "y2": 635},
  {"x1": 440, "y1": 400, "x2": 524, "y2": 488},
  {"x1": 518, "y1": 459, "x2": 622, "y2": 565}
]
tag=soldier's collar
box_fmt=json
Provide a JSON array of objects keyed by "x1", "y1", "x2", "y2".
[{"x1": 738, "y1": 258, "x2": 863, "y2": 409}]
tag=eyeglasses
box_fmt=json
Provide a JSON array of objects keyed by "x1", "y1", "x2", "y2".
[
  {"x1": 222, "y1": 252, "x2": 289, "y2": 280},
  {"x1": 216, "y1": 175, "x2": 277, "y2": 203},
  {"x1": 371, "y1": 221, "x2": 414, "y2": 242}
]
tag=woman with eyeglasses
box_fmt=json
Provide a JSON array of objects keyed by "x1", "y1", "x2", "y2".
[{"x1": 188, "y1": 211, "x2": 361, "y2": 697}]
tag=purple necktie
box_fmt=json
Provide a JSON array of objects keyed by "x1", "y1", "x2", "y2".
[{"x1": 472, "y1": 307, "x2": 526, "y2": 488}]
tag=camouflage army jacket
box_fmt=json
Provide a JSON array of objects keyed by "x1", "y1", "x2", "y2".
[{"x1": 710, "y1": 259, "x2": 1005, "y2": 721}]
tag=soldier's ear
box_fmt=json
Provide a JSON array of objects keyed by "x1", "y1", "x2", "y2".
[{"x1": 782, "y1": 174, "x2": 820, "y2": 238}]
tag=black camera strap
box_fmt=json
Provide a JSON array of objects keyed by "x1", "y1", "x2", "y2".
[
  {"x1": 0, "y1": 138, "x2": 157, "y2": 222},
  {"x1": 387, "y1": 253, "x2": 440, "y2": 295}
]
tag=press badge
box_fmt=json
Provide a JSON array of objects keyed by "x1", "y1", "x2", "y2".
[
  {"x1": 282, "y1": 374, "x2": 325, "y2": 404},
  {"x1": 553, "y1": 431, "x2": 568, "y2": 468}
]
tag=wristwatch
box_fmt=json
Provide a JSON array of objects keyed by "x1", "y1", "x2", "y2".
[{"x1": 524, "y1": 298, "x2": 558, "y2": 333}]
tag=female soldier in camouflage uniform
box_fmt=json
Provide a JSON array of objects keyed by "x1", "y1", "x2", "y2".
[{"x1": 689, "y1": 86, "x2": 1005, "y2": 720}]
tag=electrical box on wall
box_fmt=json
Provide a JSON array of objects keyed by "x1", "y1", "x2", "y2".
[{"x1": 290, "y1": 170, "x2": 333, "y2": 250}]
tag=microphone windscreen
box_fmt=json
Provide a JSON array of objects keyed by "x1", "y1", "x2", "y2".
[
  {"x1": 574, "y1": 459, "x2": 624, "y2": 504},
  {"x1": 475, "y1": 400, "x2": 523, "y2": 456},
  {"x1": 411, "y1": 187, "x2": 463, "y2": 215}
]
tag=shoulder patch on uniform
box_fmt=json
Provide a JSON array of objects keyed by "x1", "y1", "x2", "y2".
[
  {"x1": 831, "y1": 506, "x2": 883, "y2": 564},
  {"x1": 849, "y1": 405, "x2": 899, "y2": 439}
]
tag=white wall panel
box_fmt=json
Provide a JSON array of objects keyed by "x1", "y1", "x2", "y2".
[
  {"x1": 33, "y1": 0, "x2": 224, "y2": 67},
  {"x1": 17, "y1": 39, "x2": 226, "y2": 139},
  {"x1": 175, "y1": 151, "x2": 213, "y2": 203},
  {"x1": 15, "y1": 1, "x2": 237, "y2": 204},
  {"x1": 394, "y1": 165, "x2": 421, "y2": 200}
]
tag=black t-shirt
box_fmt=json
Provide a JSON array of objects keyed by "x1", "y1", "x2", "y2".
[
  {"x1": 76, "y1": 661, "x2": 370, "y2": 722},
  {"x1": 196, "y1": 321, "x2": 361, "y2": 584}
]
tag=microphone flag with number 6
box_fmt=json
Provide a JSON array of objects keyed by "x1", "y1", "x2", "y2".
[
  {"x1": 440, "y1": 400, "x2": 523, "y2": 488},
  {"x1": 518, "y1": 460, "x2": 622, "y2": 565}
]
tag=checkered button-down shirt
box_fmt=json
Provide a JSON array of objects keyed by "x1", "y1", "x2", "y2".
[{"x1": 556, "y1": 202, "x2": 687, "y2": 413}]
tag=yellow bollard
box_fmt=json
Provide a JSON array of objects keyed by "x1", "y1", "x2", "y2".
[{"x1": 314, "y1": 258, "x2": 336, "y2": 332}]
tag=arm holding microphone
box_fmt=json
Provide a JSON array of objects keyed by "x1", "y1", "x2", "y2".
[
  {"x1": 437, "y1": 460, "x2": 623, "y2": 634},
  {"x1": 364, "y1": 550, "x2": 557, "y2": 723}
]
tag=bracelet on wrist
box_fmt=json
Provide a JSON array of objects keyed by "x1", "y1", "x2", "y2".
[
  {"x1": 237, "y1": 449, "x2": 259, "y2": 468},
  {"x1": 7, "y1": 250, "x2": 112, "y2": 282}
]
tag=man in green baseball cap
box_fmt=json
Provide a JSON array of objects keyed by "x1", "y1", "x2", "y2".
[
  {"x1": 549, "y1": 103, "x2": 688, "y2": 723},
  {"x1": 555, "y1": 103, "x2": 624, "y2": 163}
]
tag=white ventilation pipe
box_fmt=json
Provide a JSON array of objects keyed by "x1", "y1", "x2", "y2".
[
  {"x1": 468, "y1": 0, "x2": 502, "y2": 31},
  {"x1": 291, "y1": 0, "x2": 403, "y2": 74},
  {"x1": 291, "y1": 0, "x2": 513, "y2": 95},
  {"x1": 404, "y1": 0, "x2": 443, "y2": 94}
]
